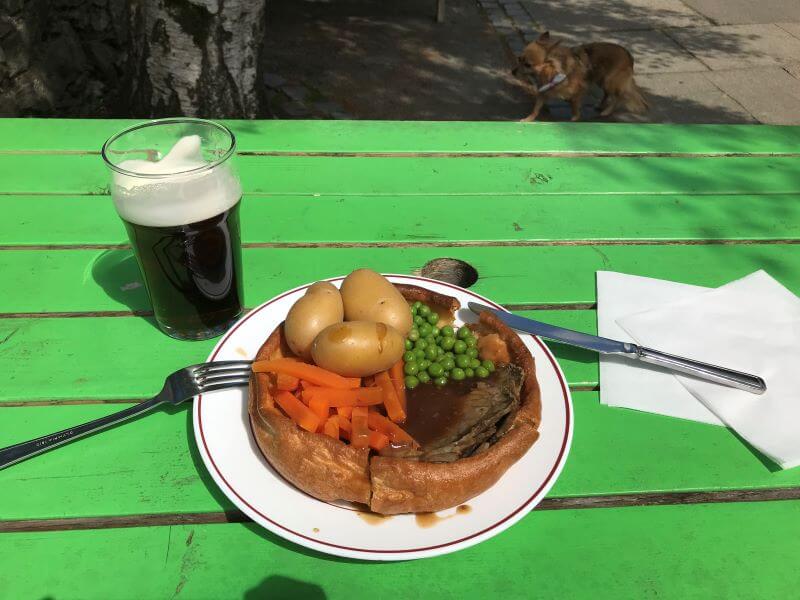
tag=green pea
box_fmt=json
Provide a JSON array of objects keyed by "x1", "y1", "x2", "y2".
[
  {"x1": 482, "y1": 360, "x2": 495, "y2": 372},
  {"x1": 440, "y1": 357, "x2": 455, "y2": 371},
  {"x1": 408, "y1": 328, "x2": 419, "y2": 341},
  {"x1": 412, "y1": 301, "x2": 422, "y2": 311},
  {"x1": 417, "y1": 371, "x2": 431, "y2": 384},
  {"x1": 440, "y1": 336, "x2": 455, "y2": 351},
  {"x1": 414, "y1": 315, "x2": 425, "y2": 327},
  {"x1": 419, "y1": 359, "x2": 430, "y2": 370},
  {"x1": 440, "y1": 325, "x2": 455, "y2": 337},
  {"x1": 427, "y1": 313, "x2": 439, "y2": 325},
  {"x1": 475, "y1": 366, "x2": 490, "y2": 378},
  {"x1": 443, "y1": 370, "x2": 451, "y2": 379},
  {"x1": 464, "y1": 367, "x2": 475, "y2": 377},
  {"x1": 470, "y1": 358, "x2": 481, "y2": 369},
  {"x1": 428, "y1": 362, "x2": 444, "y2": 377},
  {"x1": 466, "y1": 337, "x2": 477, "y2": 348},
  {"x1": 425, "y1": 335, "x2": 436, "y2": 347},
  {"x1": 403, "y1": 350, "x2": 416, "y2": 362},
  {"x1": 404, "y1": 339, "x2": 413, "y2": 351},
  {"x1": 445, "y1": 351, "x2": 455, "y2": 359},
  {"x1": 431, "y1": 326, "x2": 441, "y2": 337},
  {"x1": 457, "y1": 327, "x2": 471, "y2": 340},
  {"x1": 434, "y1": 376, "x2": 448, "y2": 387},
  {"x1": 413, "y1": 349, "x2": 425, "y2": 361},
  {"x1": 415, "y1": 339, "x2": 428, "y2": 350},
  {"x1": 404, "y1": 362, "x2": 419, "y2": 375},
  {"x1": 418, "y1": 304, "x2": 431, "y2": 317},
  {"x1": 425, "y1": 346, "x2": 438, "y2": 360},
  {"x1": 410, "y1": 304, "x2": 418, "y2": 316},
  {"x1": 405, "y1": 375, "x2": 420, "y2": 389},
  {"x1": 455, "y1": 354, "x2": 470, "y2": 368},
  {"x1": 420, "y1": 324, "x2": 433, "y2": 338},
  {"x1": 451, "y1": 367, "x2": 466, "y2": 381},
  {"x1": 466, "y1": 348, "x2": 479, "y2": 359},
  {"x1": 453, "y1": 340, "x2": 467, "y2": 354},
  {"x1": 436, "y1": 346, "x2": 445, "y2": 357}
]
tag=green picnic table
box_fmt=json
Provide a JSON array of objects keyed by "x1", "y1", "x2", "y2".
[{"x1": 2, "y1": 119, "x2": 800, "y2": 598}]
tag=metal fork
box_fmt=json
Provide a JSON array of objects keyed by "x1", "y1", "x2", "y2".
[{"x1": 0, "y1": 360, "x2": 252, "y2": 471}]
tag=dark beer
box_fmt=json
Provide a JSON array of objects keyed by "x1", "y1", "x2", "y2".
[{"x1": 124, "y1": 201, "x2": 244, "y2": 339}]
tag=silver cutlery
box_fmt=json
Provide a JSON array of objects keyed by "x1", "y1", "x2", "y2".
[
  {"x1": 468, "y1": 303, "x2": 766, "y2": 395},
  {"x1": 0, "y1": 360, "x2": 252, "y2": 470}
]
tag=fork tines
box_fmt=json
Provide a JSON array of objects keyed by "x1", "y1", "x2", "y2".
[{"x1": 193, "y1": 360, "x2": 253, "y2": 392}]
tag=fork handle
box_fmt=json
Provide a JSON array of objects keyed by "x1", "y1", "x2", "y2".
[{"x1": 0, "y1": 397, "x2": 163, "y2": 470}]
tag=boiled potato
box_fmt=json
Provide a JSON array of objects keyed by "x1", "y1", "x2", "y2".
[
  {"x1": 311, "y1": 321, "x2": 405, "y2": 377},
  {"x1": 284, "y1": 281, "x2": 344, "y2": 360},
  {"x1": 340, "y1": 269, "x2": 412, "y2": 335}
]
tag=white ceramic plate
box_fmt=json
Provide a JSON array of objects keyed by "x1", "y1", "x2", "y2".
[{"x1": 193, "y1": 275, "x2": 573, "y2": 561}]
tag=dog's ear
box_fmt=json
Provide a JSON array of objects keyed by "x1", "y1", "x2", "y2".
[
  {"x1": 538, "y1": 31, "x2": 550, "y2": 43},
  {"x1": 545, "y1": 39, "x2": 562, "y2": 56}
]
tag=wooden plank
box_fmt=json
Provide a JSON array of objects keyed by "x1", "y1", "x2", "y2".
[
  {"x1": 2, "y1": 155, "x2": 800, "y2": 196},
  {"x1": 3, "y1": 193, "x2": 800, "y2": 246},
  {"x1": 0, "y1": 311, "x2": 595, "y2": 402},
  {"x1": 0, "y1": 244, "x2": 797, "y2": 313},
  {"x1": 3, "y1": 119, "x2": 800, "y2": 155},
  {"x1": 3, "y1": 501, "x2": 800, "y2": 598},
  {"x1": 3, "y1": 392, "x2": 800, "y2": 522}
]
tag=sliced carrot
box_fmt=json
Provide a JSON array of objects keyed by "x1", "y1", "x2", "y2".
[
  {"x1": 367, "y1": 410, "x2": 417, "y2": 447},
  {"x1": 368, "y1": 430, "x2": 390, "y2": 451},
  {"x1": 388, "y1": 359, "x2": 407, "y2": 414},
  {"x1": 375, "y1": 371, "x2": 406, "y2": 423},
  {"x1": 323, "y1": 416, "x2": 340, "y2": 439},
  {"x1": 351, "y1": 406, "x2": 370, "y2": 449},
  {"x1": 252, "y1": 359, "x2": 360, "y2": 389},
  {"x1": 337, "y1": 406, "x2": 353, "y2": 419},
  {"x1": 338, "y1": 416, "x2": 352, "y2": 440},
  {"x1": 303, "y1": 386, "x2": 383, "y2": 407},
  {"x1": 308, "y1": 396, "x2": 330, "y2": 428},
  {"x1": 275, "y1": 391, "x2": 320, "y2": 433},
  {"x1": 300, "y1": 380, "x2": 313, "y2": 390},
  {"x1": 276, "y1": 373, "x2": 300, "y2": 391}
]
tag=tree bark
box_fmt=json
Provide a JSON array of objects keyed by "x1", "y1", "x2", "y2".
[{"x1": 127, "y1": 0, "x2": 266, "y2": 118}]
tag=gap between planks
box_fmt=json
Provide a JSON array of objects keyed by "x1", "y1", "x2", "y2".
[
  {"x1": 3, "y1": 488, "x2": 800, "y2": 533},
  {"x1": 3, "y1": 150, "x2": 800, "y2": 159},
  {"x1": 1, "y1": 239, "x2": 799, "y2": 252},
  {"x1": 0, "y1": 303, "x2": 595, "y2": 320}
]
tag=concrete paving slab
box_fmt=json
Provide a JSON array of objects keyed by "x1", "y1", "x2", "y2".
[
  {"x1": 547, "y1": 28, "x2": 708, "y2": 74},
  {"x1": 777, "y1": 22, "x2": 800, "y2": 39},
  {"x1": 636, "y1": 71, "x2": 756, "y2": 122},
  {"x1": 679, "y1": 0, "x2": 800, "y2": 26},
  {"x1": 784, "y1": 62, "x2": 800, "y2": 79},
  {"x1": 667, "y1": 24, "x2": 800, "y2": 70},
  {"x1": 706, "y1": 66, "x2": 800, "y2": 124},
  {"x1": 522, "y1": 0, "x2": 710, "y2": 33}
]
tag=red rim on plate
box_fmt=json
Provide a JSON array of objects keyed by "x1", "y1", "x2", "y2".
[{"x1": 196, "y1": 275, "x2": 572, "y2": 555}]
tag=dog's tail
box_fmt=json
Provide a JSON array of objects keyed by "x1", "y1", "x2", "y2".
[{"x1": 619, "y1": 77, "x2": 649, "y2": 114}]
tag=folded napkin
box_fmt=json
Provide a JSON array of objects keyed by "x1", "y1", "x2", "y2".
[
  {"x1": 615, "y1": 270, "x2": 800, "y2": 469},
  {"x1": 597, "y1": 271, "x2": 722, "y2": 425}
]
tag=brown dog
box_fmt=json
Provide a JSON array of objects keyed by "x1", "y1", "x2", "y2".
[{"x1": 513, "y1": 32, "x2": 648, "y2": 121}]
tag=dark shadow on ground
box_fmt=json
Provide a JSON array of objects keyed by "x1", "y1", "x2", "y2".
[{"x1": 244, "y1": 576, "x2": 327, "y2": 600}]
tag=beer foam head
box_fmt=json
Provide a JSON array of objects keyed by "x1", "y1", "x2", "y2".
[{"x1": 110, "y1": 135, "x2": 242, "y2": 227}]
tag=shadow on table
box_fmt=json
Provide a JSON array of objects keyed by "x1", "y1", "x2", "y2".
[
  {"x1": 244, "y1": 576, "x2": 326, "y2": 600},
  {"x1": 90, "y1": 248, "x2": 161, "y2": 331}
]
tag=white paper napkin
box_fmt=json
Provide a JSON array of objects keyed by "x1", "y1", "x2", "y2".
[
  {"x1": 596, "y1": 271, "x2": 723, "y2": 425},
  {"x1": 618, "y1": 270, "x2": 800, "y2": 469}
]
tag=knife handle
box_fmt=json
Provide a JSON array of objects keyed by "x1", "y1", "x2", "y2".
[{"x1": 635, "y1": 347, "x2": 766, "y2": 395}]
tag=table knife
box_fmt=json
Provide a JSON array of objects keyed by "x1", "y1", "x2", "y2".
[{"x1": 467, "y1": 302, "x2": 766, "y2": 395}]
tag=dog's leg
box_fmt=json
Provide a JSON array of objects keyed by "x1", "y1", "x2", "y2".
[
  {"x1": 596, "y1": 91, "x2": 609, "y2": 112},
  {"x1": 521, "y1": 97, "x2": 545, "y2": 122},
  {"x1": 600, "y1": 96, "x2": 619, "y2": 117},
  {"x1": 569, "y1": 96, "x2": 583, "y2": 121}
]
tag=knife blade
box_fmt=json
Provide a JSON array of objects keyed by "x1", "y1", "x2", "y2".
[
  {"x1": 467, "y1": 301, "x2": 767, "y2": 394},
  {"x1": 467, "y1": 302, "x2": 637, "y2": 355}
]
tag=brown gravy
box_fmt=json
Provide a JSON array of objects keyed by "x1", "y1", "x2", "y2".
[
  {"x1": 402, "y1": 378, "x2": 477, "y2": 448},
  {"x1": 415, "y1": 505, "x2": 472, "y2": 528},
  {"x1": 357, "y1": 511, "x2": 393, "y2": 526}
]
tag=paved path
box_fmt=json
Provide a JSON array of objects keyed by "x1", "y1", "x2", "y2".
[
  {"x1": 262, "y1": 0, "x2": 800, "y2": 123},
  {"x1": 484, "y1": 0, "x2": 800, "y2": 123}
]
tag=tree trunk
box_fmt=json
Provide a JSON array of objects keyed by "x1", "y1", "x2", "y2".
[{"x1": 127, "y1": 0, "x2": 266, "y2": 118}]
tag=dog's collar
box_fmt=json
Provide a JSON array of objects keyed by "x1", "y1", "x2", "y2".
[{"x1": 537, "y1": 72, "x2": 567, "y2": 93}]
